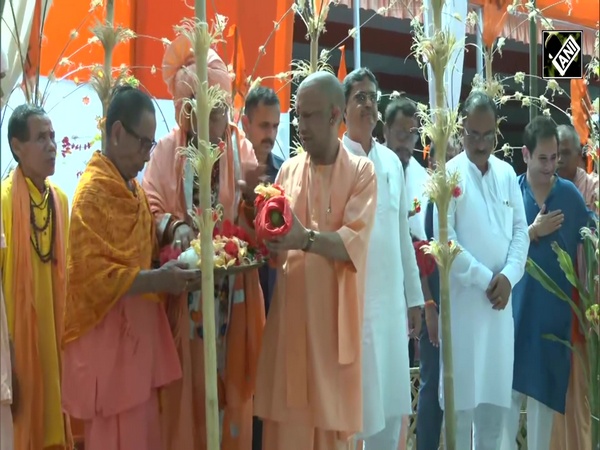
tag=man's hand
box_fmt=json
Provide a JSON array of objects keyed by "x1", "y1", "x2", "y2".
[
  {"x1": 486, "y1": 273, "x2": 512, "y2": 310},
  {"x1": 157, "y1": 260, "x2": 202, "y2": 295},
  {"x1": 532, "y1": 204, "x2": 564, "y2": 238},
  {"x1": 238, "y1": 164, "x2": 268, "y2": 203},
  {"x1": 424, "y1": 304, "x2": 439, "y2": 346},
  {"x1": 173, "y1": 223, "x2": 196, "y2": 251},
  {"x1": 264, "y1": 211, "x2": 308, "y2": 253},
  {"x1": 408, "y1": 306, "x2": 422, "y2": 339}
]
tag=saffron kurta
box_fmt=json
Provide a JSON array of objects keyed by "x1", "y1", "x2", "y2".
[
  {"x1": 512, "y1": 176, "x2": 593, "y2": 413},
  {"x1": 0, "y1": 218, "x2": 13, "y2": 450},
  {"x1": 435, "y1": 152, "x2": 530, "y2": 411},
  {"x1": 142, "y1": 125, "x2": 265, "y2": 450},
  {"x1": 403, "y1": 155, "x2": 429, "y2": 241},
  {"x1": 254, "y1": 143, "x2": 377, "y2": 449},
  {"x1": 61, "y1": 151, "x2": 182, "y2": 450},
  {"x1": 343, "y1": 136, "x2": 424, "y2": 438},
  {"x1": 0, "y1": 170, "x2": 69, "y2": 450}
]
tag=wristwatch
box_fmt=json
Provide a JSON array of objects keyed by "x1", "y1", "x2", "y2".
[{"x1": 302, "y1": 229, "x2": 316, "y2": 252}]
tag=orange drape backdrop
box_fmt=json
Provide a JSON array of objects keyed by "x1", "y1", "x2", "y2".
[
  {"x1": 39, "y1": 0, "x2": 294, "y2": 111},
  {"x1": 471, "y1": 0, "x2": 599, "y2": 30}
]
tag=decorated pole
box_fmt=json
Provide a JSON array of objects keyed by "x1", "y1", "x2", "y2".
[{"x1": 193, "y1": 0, "x2": 220, "y2": 448}]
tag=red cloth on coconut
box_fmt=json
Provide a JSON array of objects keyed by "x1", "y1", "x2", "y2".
[{"x1": 254, "y1": 196, "x2": 293, "y2": 243}]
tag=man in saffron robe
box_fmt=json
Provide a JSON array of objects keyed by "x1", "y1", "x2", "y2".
[
  {"x1": 341, "y1": 68, "x2": 423, "y2": 450},
  {"x1": 0, "y1": 104, "x2": 71, "y2": 450},
  {"x1": 254, "y1": 71, "x2": 377, "y2": 450},
  {"x1": 0, "y1": 47, "x2": 14, "y2": 450},
  {"x1": 61, "y1": 86, "x2": 191, "y2": 450},
  {"x1": 507, "y1": 117, "x2": 594, "y2": 450},
  {"x1": 142, "y1": 35, "x2": 265, "y2": 450},
  {"x1": 550, "y1": 124, "x2": 598, "y2": 450}
]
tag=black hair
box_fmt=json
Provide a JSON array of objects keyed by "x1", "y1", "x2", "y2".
[
  {"x1": 7, "y1": 103, "x2": 47, "y2": 162},
  {"x1": 523, "y1": 116, "x2": 559, "y2": 154},
  {"x1": 384, "y1": 97, "x2": 417, "y2": 127},
  {"x1": 462, "y1": 90, "x2": 497, "y2": 121},
  {"x1": 244, "y1": 86, "x2": 280, "y2": 118},
  {"x1": 105, "y1": 85, "x2": 155, "y2": 138},
  {"x1": 342, "y1": 68, "x2": 378, "y2": 103},
  {"x1": 556, "y1": 124, "x2": 581, "y2": 153}
]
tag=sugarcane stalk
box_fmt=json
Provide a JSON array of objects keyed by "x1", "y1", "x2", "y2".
[
  {"x1": 430, "y1": 0, "x2": 457, "y2": 448},
  {"x1": 194, "y1": 0, "x2": 220, "y2": 448},
  {"x1": 309, "y1": 32, "x2": 319, "y2": 73}
]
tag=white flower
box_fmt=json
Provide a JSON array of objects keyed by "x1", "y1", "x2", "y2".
[
  {"x1": 538, "y1": 95, "x2": 548, "y2": 108},
  {"x1": 515, "y1": 72, "x2": 526, "y2": 85},
  {"x1": 291, "y1": 117, "x2": 299, "y2": 128},
  {"x1": 348, "y1": 28, "x2": 356, "y2": 39},
  {"x1": 542, "y1": 108, "x2": 551, "y2": 116},
  {"x1": 514, "y1": 91, "x2": 523, "y2": 100},
  {"x1": 496, "y1": 37, "x2": 506, "y2": 53},
  {"x1": 390, "y1": 90, "x2": 401, "y2": 99},
  {"x1": 546, "y1": 79, "x2": 560, "y2": 94},
  {"x1": 466, "y1": 11, "x2": 478, "y2": 26},
  {"x1": 500, "y1": 95, "x2": 510, "y2": 104},
  {"x1": 521, "y1": 97, "x2": 531, "y2": 107}
]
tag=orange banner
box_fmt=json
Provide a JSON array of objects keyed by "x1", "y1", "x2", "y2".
[{"x1": 337, "y1": 45, "x2": 347, "y2": 139}]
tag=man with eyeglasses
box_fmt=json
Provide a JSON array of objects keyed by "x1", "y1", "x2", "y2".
[
  {"x1": 434, "y1": 90, "x2": 529, "y2": 449},
  {"x1": 142, "y1": 35, "x2": 266, "y2": 450},
  {"x1": 383, "y1": 97, "x2": 429, "y2": 241},
  {"x1": 341, "y1": 68, "x2": 423, "y2": 450}
]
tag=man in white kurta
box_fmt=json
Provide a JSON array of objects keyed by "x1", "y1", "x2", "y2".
[
  {"x1": 342, "y1": 69, "x2": 424, "y2": 450},
  {"x1": 383, "y1": 99, "x2": 429, "y2": 240},
  {"x1": 435, "y1": 91, "x2": 529, "y2": 449}
]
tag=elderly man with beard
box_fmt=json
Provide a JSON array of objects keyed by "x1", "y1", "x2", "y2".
[
  {"x1": 383, "y1": 98, "x2": 429, "y2": 241},
  {"x1": 142, "y1": 35, "x2": 266, "y2": 450},
  {"x1": 341, "y1": 68, "x2": 423, "y2": 450},
  {"x1": 254, "y1": 71, "x2": 377, "y2": 450}
]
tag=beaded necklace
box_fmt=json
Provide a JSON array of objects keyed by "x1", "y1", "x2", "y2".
[{"x1": 29, "y1": 188, "x2": 55, "y2": 263}]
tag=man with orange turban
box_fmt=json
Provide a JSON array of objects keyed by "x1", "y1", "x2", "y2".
[{"x1": 142, "y1": 35, "x2": 266, "y2": 450}]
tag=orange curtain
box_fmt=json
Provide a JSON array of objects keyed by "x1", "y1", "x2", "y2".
[
  {"x1": 481, "y1": 0, "x2": 511, "y2": 48},
  {"x1": 228, "y1": 24, "x2": 249, "y2": 120},
  {"x1": 132, "y1": 0, "x2": 294, "y2": 110},
  {"x1": 337, "y1": 45, "x2": 347, "y2": 139},
  {"x1": 39, "y1": 0, "x2": 135, "y2": 82},
  {"x1": 471, "y1": 0, "x2": 599, "y2": 30}
]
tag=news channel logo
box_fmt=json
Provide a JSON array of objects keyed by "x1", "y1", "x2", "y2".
[{"x1": 542, "y1": 30, "x2": 583, "y2": 79}]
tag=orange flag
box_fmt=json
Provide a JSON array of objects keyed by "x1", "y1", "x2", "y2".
[
  {"x1": 338, "y1": 45, "x2": 347, "y2": 139},
  {"x1": 570, "y1": 79, "x2": 591, "y2": 145},
  {"x1": 482, "y1": 0, "x2": 511, "y2": 49},
  {"x1": 22, "y1": 0, "x2": 44, "y2": 99},
  {"x1": 227, "y1": 24, "x2": 249, "y2": 121}
]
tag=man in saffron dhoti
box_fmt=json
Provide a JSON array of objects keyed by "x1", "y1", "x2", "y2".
[
  {"x1": 142, "y1": 35, "x2": 266, "y2": 450},
  {"x1": 0, "y1": 47, "x2": 14, "y2": 450},
  {"x1": 507, "y1": 117, "x2": 594, "y2": 450},
  {"x1": 435, "y1": 91, "x2": 530, "y2": 450},
  {"x1": 254, "y1": 71, "x2": 377, "y2": 450},
  {"x1": 61, "y1": 86, "x2": 194, "y2": 450},
  {"x1": 1, "y1": 104, "x2": 72, "y2": 449},
  {"x1": 550, "y1": 124, "x2": 598, "y2": 450},
  {"x1": 341, "y1": 68, "x2": 423, "y2": 450}
]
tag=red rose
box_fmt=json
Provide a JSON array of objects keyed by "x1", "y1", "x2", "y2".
[
  {"x1": 254, "y1": 195, "x2": 293, "y2": 242},
  {"x1": 415, "y1": 205, "x2": 421, "y2": 213},
  {"x1": 224, "y1": 240, "x2": 239, "y2": 257},
  {"x1": 160, "y1": 245, "x2": 182, "y2": 266},
  {"x1": 452, "y1": 186, "x2": 462, "y2": 198}
]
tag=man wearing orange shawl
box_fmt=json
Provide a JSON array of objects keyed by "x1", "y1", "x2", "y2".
[
  {"x1": 142, "y1": 36, "x2": 265, "y2": 450},
  {"x1": 255, "y1": 72, "x2": 377, "y2": 450},
  {"x1": 61, "y1": 86, "x2": 195, "y2": 450},
  {"x1": 550, "y1": 124, "x2": 598, "y2": 450},
  {"x1": 1, "y1": 104, "x2": 71, "y2": 450}
]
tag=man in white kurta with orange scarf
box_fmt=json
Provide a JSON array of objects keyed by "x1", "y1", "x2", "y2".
[
  {"x1": 341, "y1": 68, "x2": 424, "y2": 450},
  {"x1": 254, "y1": 71, "x2": 377, "y2": 450},
  {"x1": 142, "y1": 34, "x2": 265, "y2": 450}
]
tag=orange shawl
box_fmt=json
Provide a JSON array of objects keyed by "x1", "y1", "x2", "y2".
[
  {"x1": 63, "y1": 152, "x2": 159, "y2": 344},
  {"x1": 10, "y1": 167, "x2": 71, "y2": 450}
]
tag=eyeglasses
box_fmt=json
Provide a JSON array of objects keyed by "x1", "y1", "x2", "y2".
[
  {"x1": 464, "y1": 129, "x2": 496, "y2": 146},
  {"x1": 121, "y1": 121, "x2": 157, "y2": 153},
  {"x1": 353, "y1": 91, "x2": 378, "y2": 105}
]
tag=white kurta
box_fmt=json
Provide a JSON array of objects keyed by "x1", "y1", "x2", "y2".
[
  {"x1": 434, "y1": 152, "x2": 529, "y2": 411},
  {"x1": 403, "y1": 156, "x2": 429, "y2": 241},
  {"x1": 344, "y1": 136, "x2": 424, "y2": 438}
]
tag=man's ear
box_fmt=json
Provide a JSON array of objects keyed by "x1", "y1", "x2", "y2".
[
  {"x1": 241, "y1": 114, "x2": 250, "y2": 133},
  {"x1": 522, "y1": 145, "x2": 530, "y2": 164},
  {"x1": 10, "y1": 138, "x2": 22, "y2": 161}
]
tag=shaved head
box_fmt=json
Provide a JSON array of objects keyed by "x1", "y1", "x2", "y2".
[
  {"x1": 298, "y1": 71, "x2": 345, "y2": 122},
  {"x1": 295, "y1": 71, "x2": 345, "y2": 164}
]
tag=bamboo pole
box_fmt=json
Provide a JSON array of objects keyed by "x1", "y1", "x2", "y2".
[
  {"x1": 429, "y1": 0, "x2": 457, "y2": 447},
  {"x1": 528, "y1": 0, "x2": 538, "y2": 121},
  {"x1": 194, "y1": 0, "x2": 220, "y2": 448}
]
